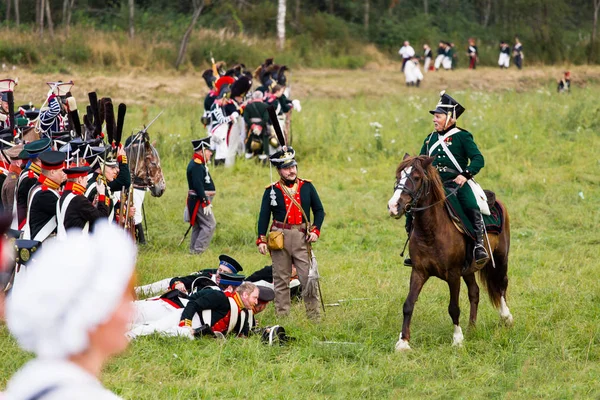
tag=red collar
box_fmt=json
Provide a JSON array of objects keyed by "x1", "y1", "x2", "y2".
[{"x1": 193, "y1": 153, "x2": 205, "y2": 164}]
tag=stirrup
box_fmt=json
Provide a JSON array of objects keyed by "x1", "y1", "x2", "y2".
[{"x1": 474, "y1": 245, "x2": 489, "y2": 265}]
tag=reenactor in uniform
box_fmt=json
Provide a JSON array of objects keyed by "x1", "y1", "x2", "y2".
[
  {"x1": 187, "y1": 137, "x2": 216, "y2": 255},
  {"x1": 467, "y1": 38, "x2": 478, "y2": 69},
  {"x1": 243, "y1": 90, "x2": 270, "y2": 160},
  {"x1": 12, "y1": 138, "x2": 52, "y2": 230},
  {"x1": 85, "y1": 146, "x2": 130, "y2": 223},
  {"x1": 423, "y1": 44, "x2": 433, "y2": 72},
  {"x1": 135, "y1": 254, "x2": 244, "y2": 296},
  {"x1": 404, "y1": 92, "x2": 488, "y2": 270},
  {"x1": 557, "y1": 71, "x2": 571, "y2": 93},
  {"x1": 1, "y1": 157, "x2": 21, "y2": 214},
  {"x1": 499, "y1": 41, "x2": 511, "y2": 68},
  {"x1": 256, "y1": 147, "x2": 325, "y2": 320},
  {"x1": 513, "y1": 37, "x2": 524, "y2": 70},
  {"x1": 0, "y1": 91, "x2": 10, "y2": 130},
  {"x1": 23, "y1": 151, "x2": 66, "y2": 241},
  {"x1": 178, "y1": 281, "x2": 259, "y2": 338},
  {"x1": 56, "y1": 166, "x2": 109, "y2": 239},
  {"x1": 38, "y1": 82, "x2": 77, "y2": 137}
]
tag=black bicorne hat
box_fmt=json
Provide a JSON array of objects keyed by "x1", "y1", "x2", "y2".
[
  {"x1": 202, "y1": 69, "x2": 216, "y2": 90},
  {"x1": 192, "y1": 137, "x2": 213, "y2": 151},
  {"x1": 218, "y1": 254, "x2": 243, "y2": 273},
  {"x1": 429, "y1": 91, "x2": 465, "y2": 119},
  {"x1": 269, "y1": 147, "x2": 297, "y2": 169},
  {"x1": 230, "y1": 76, "x2": 252, "y2": 99}
]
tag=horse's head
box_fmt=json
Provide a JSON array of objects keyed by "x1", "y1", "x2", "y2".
[
  {"x1": 388, "y1": 154, "x2": 440, "y2": 218},
  {"x1": 127, "y1": 132, "x2": 166, "y2": 197}
]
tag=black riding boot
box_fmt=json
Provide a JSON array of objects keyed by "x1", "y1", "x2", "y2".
[
  {"x1": 403, "y1": 215, "x2": 413, "y2": 267},
  {"x1": 466, "y1": 208, "x2": 489, "y2": 267},
  {"x1": 135, "y1": 223, "x2": 147, "y2": 245}
]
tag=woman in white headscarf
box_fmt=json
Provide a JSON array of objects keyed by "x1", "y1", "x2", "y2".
[{"x1": 4, "y1": 223, "x2": 137, "y2": 400}]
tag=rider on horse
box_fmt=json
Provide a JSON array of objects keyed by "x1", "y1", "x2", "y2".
[{"x1": 404, "y1": 91, "x2": 489, "y2": 269}]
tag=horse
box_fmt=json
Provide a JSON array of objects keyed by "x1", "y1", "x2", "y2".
[
  {"x1": 387, "y1": 154, "x2": 513, "y2": 351},
  {"x1": 125, "y1": 130, "x2": 166, "y2": 197}
]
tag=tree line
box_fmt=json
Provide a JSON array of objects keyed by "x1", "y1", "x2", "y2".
[{"x1": 2, "y1": 0, "x2": 600, "y2": 65}]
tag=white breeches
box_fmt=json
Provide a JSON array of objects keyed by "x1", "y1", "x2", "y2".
[
  {"x1": 498, "y1": 53, "x2": 510, "y2": 67},
  {"x1": 135, "y1": 278, "x2": 172, "y2": 297}
]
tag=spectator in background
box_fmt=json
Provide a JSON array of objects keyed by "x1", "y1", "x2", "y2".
[
  {"x1": 398, "y1": 41, "x2": 415, "y2": 72},
  {"x1": 513, "y1": 37, "x2": 524, "y2": 69}
]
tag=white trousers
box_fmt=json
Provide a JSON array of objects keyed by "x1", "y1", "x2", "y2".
[
  {"x1": 434, "y1": 54, "x2": 445, "y2": 69},
  {"x1": 499, "y1": 53, "x2": 510, "y2": 67},
  {"x1": 135, "y1": 278, "x2": 171, "y2": 297}
]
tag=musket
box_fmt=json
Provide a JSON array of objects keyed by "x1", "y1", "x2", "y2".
[
  {"x1": 119, "y1": 185, "x2": 127, "y2": 228},
  {"x1": 139, "y1": 110, "x2": 164, "y2": 136},
  {"x1": 211, "y1": 52, "x2": 220, "y2": 78}
]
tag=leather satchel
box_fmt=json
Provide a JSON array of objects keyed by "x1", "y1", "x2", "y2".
[{"x1": 267, "y1": 196, "x2": 294, "y2": 251}]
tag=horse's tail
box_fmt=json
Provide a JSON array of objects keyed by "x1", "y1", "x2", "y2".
[{"x1": 478, "y1": 200, "x2": 510, "y2": 309}]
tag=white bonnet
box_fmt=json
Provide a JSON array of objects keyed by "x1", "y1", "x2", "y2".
[{"x1": 6, "y1": 222, "x2": 137, "y2": 358}]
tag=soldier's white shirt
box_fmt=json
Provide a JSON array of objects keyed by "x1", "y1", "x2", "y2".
[{"x1": 4, "y1": 359, "x2": 122, "y2": 400}]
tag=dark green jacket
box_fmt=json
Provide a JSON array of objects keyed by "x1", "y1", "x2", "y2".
[
  {"x1": 187, "y1": 158, "x2": 215, "y2": 205},
  {"x1": 420, "y1": 126, "x2": 484, "y2": 181},
  {"x1": 258, "y1": 179, "x2": 325, "y2": 237},
  {"x1": 243, "y1": 100, "x2": 269, "y2": 130}
]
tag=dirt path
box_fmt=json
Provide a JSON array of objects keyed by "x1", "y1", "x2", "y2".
[{"x1": 5, "y1": 65, "x2": 598, "y2": 106}]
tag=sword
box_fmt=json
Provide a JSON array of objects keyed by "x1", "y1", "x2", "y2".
[
  {"x1": 178, "y1": 225, "x2": 192, "y2": 247},
  {"x1": 142, "y1": 202, "x2": 149, "y2": 241}
]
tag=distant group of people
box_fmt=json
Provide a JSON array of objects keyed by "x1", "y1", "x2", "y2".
[
  {"x1": 498, "y1": 37, "x2": 523, "y2": 69},
  {"x1": 398, "y1": 36, "x2": 526, "y2": 80}
]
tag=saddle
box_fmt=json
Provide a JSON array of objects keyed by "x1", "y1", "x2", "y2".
[{"x1": 444, "y1": 188, "x2": 504, "y2": 241}]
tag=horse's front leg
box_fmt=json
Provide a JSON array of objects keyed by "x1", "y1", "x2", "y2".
[
  {"x1": 396, "y1": 268, "x2": 429, "y2": 351},
  {"x1": 447, "y1": 274, "x2": 464, "y2": 346},
  {"x1": 462, "y1": 273, "x2": 480, "y2": 326}
]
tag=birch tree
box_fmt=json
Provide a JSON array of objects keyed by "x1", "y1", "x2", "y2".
[{"x1": 277, "y1": 0, "x2": 286, "y2": 50}]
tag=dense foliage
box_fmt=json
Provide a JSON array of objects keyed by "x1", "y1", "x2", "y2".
[{"x1": 1, "y1": 0, "x2": 600, "y2": 68}]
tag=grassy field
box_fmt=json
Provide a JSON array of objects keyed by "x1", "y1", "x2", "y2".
[{"x1": 1, "y1": 67, "x2": 600, "y2": 399}]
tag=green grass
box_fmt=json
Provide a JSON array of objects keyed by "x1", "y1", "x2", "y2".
[{"x1": 1, "y1": 76, "x2": 600, "y2": 399}]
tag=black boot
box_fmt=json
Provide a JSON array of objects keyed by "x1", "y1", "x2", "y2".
[
  {"x1": 135, "y1": 223, "x2": 147, "y2": 245},
  {"x1": 466, "y1": 208, "x2": 489, "y2": 267},
  {"x1": 403, "y1": 216, "x2": 413, "y2": 267}
]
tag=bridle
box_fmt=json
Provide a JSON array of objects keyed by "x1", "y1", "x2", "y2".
[
  {"x1": 126, "y1": 133, "x2": 160, "y2": 190},
  {"x1": 394, "y1": 162, "x2": 459, "y2": 214}
]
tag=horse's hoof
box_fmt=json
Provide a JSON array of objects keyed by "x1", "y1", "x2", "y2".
[
  {"x1": 452, "y1": 326, "x2": 464, "y2": 347},
  {"x1": 395, "y1": 339, "x2": 411, "y2": 352},
  {"x1": 500, "y1": 313, "x2": 514, "y2": 326}
]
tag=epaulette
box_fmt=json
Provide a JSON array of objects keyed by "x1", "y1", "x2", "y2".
[
  {"x1": 265, "y1": 181, "x2": 277, "y2": 189},
  {"x1": 300, "y1": 178, "x2": 312, "y2": 183},
  {"x1": 194, "y1": 159, "x2": 204, "y2": 165}
]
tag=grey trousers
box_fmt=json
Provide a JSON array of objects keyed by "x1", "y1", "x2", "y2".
[
  {"x1": 270, "y1": 225, "x2": 320, "y2": 320},
  {"x1": 190, "y1": 195, "x2": 216, "y2": 254}
]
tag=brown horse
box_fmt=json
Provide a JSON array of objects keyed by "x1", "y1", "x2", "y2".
[
  {"x1": 387, "y1": 155, "x2": 513, "y2": 351},
  {"x1": 125, "y1": 131, "x2": 166, "y2": 197}
]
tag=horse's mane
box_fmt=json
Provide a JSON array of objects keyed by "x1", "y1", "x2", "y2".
[{"x1": 397, "y1": 155, "x2": 446, "y2": 203}]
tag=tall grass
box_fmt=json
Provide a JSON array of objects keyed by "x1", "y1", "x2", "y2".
[
  {"x1": 1, "y1": 71, "x2": 599, "y2": 398},
  {"x1": 0, "y1": 26, "x2": 376, "y2": 71}
]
